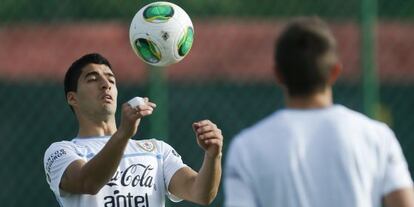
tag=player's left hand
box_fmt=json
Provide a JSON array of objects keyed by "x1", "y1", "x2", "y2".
[{"x1": 193, "y1": 120, "x2": 223, "y2": 159}]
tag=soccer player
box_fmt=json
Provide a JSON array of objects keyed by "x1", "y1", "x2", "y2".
[
  {"x1": 43, "y1": 53, "x2": 223, "y2": 207},
  {"x1": 224, "y1": 17, "x2": 414, "y2": 207}
]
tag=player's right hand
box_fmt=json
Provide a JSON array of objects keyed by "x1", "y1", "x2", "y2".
[{"x1": 118, "y1": 97, "x2": 156, "y2": 139}]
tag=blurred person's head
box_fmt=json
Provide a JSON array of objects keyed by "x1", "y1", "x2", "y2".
[
  {"x1": 274, "y1": 17, "x2": 341, "y2": 98},
  {"x1": 64, "y1": 53, "x2": 117, "y2": 119}
]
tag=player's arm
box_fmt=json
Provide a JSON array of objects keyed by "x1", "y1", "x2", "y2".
[
  {"x1": 384, "y1": 188, "x2": 414, "y2": 207},
  {"x1": 60, "y1": 100, "x2": 155, "y2": 194},
  {"x1": 168, "y1": 120, "x2": 223, "y2": 205}
]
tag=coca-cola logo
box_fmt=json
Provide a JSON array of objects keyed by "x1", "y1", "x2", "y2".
[{"x1": 107, "y1": 163, "x2": 154, "y2": 189}]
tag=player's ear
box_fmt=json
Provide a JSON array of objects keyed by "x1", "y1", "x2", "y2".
[
  {"x1": 328, "y1": 62, "x2": 342, "y2": 85},
  {"x1": 274, "y1": 64, "x2": 285, "y2": 86},
  {"x1": 66, "y1": 92, "x2": 78, "y2": 107}
]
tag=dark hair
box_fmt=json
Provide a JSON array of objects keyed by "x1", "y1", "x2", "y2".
[
  {"x1": 275, "y1": 17, "x2": 338, "y2": 96},
  {"x1": 64, "y1": 53, "x2": 112, "y2": 111},
  {"x1": 64, "y1": 53, "x2": 112, "y2": 97}
]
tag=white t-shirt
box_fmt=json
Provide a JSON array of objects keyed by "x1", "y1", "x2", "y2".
[
  {"x1": 44, "y1": 137, "x2": 186, "y2": 207},
  {"x1": 225, "y1": 105, "x2": 413, "y2": 207}
]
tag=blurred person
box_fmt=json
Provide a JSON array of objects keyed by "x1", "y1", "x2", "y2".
[
  {"x1": 43, "y1": 53, "x2": 223, "y2": 207},
  {"x1": 224, "y1": 17, "x2": 414, "y2": 207}
]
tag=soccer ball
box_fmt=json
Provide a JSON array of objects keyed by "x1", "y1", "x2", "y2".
[{"x1": 129, "y1": 1, "x2": 194, "y2": 67}]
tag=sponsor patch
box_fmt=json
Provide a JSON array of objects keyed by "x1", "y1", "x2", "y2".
[
  {"x1": 137, "y1": 140, "x2": 156, "y2": 152},
  {"x1": 45, "y1": 149, "x2": 67, "y2": 174}
]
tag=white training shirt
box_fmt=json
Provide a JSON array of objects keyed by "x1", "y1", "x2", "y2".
[
  {"x1": 225, "y1": 105, "x2": 413, "y2": 207},
  {"x1": 44, "y1": 137, "x2": 186, "y2": 207}
]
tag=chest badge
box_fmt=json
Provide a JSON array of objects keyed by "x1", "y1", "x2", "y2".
[{"x1": 137, "y1": 140, "x2": 156, "y2": 152}]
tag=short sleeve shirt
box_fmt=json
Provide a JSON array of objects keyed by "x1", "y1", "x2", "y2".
[
  {"x1": 43, "y1": 137, "x2": 186, "y2": 207},
  {"x1": 225, "y1": 105, "x2": 413, "y2": 207}
]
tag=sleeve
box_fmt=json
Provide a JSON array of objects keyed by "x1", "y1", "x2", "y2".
[
  {"x1": 224, "y1": 137, "x2": 257, "y2": 207},
  {"x1": 43, "y1": 141, "x2": 86, "y2": 196},
  {"x1": 381, "y1": 125, "x2": 413, "y2": 196},
  {"x1": 160, "y1": 141, "x2": 187, "y2": 202}
]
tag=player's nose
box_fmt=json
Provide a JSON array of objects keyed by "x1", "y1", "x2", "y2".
[{"x1": 101, "y1": 78, "x2": 111, "y2": 90}]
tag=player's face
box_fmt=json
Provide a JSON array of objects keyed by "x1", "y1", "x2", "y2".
[{"x1": 75, "y1": 63, "x2": 118, "y2": 117}]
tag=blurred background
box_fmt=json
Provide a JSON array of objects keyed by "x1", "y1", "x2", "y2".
[{"x1": 1, "y1": 0, "x2": 414, "y2": 206}]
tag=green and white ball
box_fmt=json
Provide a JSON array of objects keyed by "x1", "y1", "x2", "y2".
[{"x1": 129, "y1": 1, "x2": 194, "y2": 67}]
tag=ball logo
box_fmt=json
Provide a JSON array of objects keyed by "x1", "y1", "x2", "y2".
[
  {"x1": 178, "y1": 27, "x2": 194, "y2": 57},
  {"x1": 143, "y1": 4, "x2": 174, "y2": 23},
  {"x1": 161, "y1": 31, "x2": 169, "y2": 41},
  {"x1": 134, "y1": 39, "x2": 161, "y2": 64}
]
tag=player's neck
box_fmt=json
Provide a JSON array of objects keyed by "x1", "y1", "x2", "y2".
[
  {"x1": 285, "y1": 88, "x2": 333, "y2": 109},
  {"x1": 77, "y1": 115, "x2": 117, "y2": 138}
]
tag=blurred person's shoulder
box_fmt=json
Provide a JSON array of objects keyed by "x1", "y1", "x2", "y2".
[
  {"x1": 229, "y1": 110, "x2": 285, "y2": 148},
  {"x1": 230, "y1": 105, "x2": 394, "y2": 149},
  {"x1": 334, "y1": 105, "x2": 392, "y2": 132}
]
